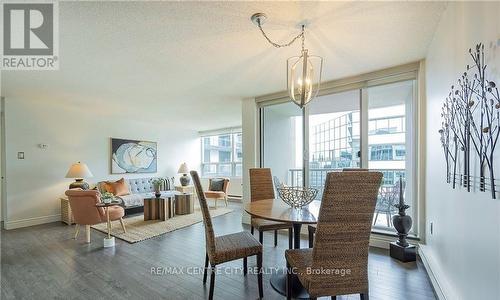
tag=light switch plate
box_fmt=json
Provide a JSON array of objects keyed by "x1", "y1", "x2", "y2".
[{"x1": 17, "y1": 152, "x2": 24, "y2": 159}]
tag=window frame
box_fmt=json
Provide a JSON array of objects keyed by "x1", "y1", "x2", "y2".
[
  {"x1": 200, "y1": 131, "x2": 242, "y2": 178},
  {"x1": 256, "y1": 62, "x2": 423, "y2": 239}
]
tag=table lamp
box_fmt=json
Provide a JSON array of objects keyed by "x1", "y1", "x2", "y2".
[
  {"x1": 178, "y1": 162, "x2": 190, "y2": 186},
  {"x1": 65, "y1": 162, "x2": 93, "y2": 190}
]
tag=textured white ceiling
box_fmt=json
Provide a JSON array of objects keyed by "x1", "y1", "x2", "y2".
[{"x1": 2, "y1": 1, "x2": 447, "y2": 130}]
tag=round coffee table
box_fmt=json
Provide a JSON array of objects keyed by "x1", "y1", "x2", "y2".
[{"x1": 244, "y1": 199, "x2": 320, "y2": 299}]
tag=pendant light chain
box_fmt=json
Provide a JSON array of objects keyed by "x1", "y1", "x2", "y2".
[
  {"x1": 257, "y1": 19, "x2": 305, "y2": 49},
  {"x1": 252, "y1": 12, "x2": 322, "y2": 109},
  {"x1": 301, "y1": 25, "x2": 305, "y2": 52}
]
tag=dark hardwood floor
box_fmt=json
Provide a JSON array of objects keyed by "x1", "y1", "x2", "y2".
[{"x1": 1, "y1": 203, "x2": 435, "y2": 300}]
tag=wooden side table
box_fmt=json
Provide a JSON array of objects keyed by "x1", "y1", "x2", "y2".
[
  {"x1": 175, "y1": 193, "x2": 194, "y2": 215},
  {"x1": 175, "y1": 185, "x2": 196, "y2": 199},
  {"x1": 144, "y1": 197, "x2": 174, "y2": 221},
  {"x1": 60, "y1": 197, "x2": 74, "y2": 225}
]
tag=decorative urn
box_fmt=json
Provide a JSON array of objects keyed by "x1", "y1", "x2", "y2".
[{"x1": 389, "y1": 176, "x2": 416, "y2": 262}]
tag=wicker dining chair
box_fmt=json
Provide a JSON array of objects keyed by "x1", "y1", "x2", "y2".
[
  {"x1": 190, "y1": 170, "x2": 263, "y2": 300},
  {"x1": 286, "y1": 171, "x2": 382, "y2": 300},
  {"x1": 308, "y1": 168, "x2": 369, "y2": 248},
  {"x1": 249, "y1": 168, "x2": 293, "y2": 249}
]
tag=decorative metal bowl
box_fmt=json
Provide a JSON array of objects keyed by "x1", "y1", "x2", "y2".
[
  {"x1": 276, "y1": 186, "x2": 318, "y2": 208},
  {"x1": 274, "y1": 176, "x2": 318, "y2": 208}
]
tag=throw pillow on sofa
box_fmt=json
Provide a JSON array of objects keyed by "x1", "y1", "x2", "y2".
[
  {"x1": 103, "y1": 178, "x2": 130, "y2": 196},
  {"x1": 209, "y1": 178, "x2": 225, "y2": 192}
]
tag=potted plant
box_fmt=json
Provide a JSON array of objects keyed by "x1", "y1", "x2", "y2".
[
  {"x1": 152, "y1": 178, "x2": 163, "y2": 198},
  {"x1": 101, "y1": 192, "x2": 115, "y2": 204}
]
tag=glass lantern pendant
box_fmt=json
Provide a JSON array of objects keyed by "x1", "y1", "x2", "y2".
[
  {"x1": 251, "y1": 12, "x2": 324, "y2": 109},
  {"x1": 287, "y1": 49, "x2": 323, "y2": 108}
]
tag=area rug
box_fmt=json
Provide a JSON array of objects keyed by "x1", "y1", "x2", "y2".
[{"x1": 91, "y1": 207, "x2": 233, "y2": 243}]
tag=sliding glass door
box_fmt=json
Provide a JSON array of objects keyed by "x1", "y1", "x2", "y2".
[
  {"x1": 308, "y1": 90, "x2": 361, "y2": 200},
  {"x1": 367, "y1": 80, "x2": 415, "y2": 231},
  {"x1": 260, "y1": 78, "x2": 416, "y2": 234}
]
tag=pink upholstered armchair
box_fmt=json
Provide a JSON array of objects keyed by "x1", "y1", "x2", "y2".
[{"x1": 65, "y1": 189, "x2": 126, "y2": 243}]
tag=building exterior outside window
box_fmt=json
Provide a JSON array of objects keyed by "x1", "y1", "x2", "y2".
[
  {"x1": 201, "y1": 132, "x2": 242, "y2": 177},
  {"x1": 307, "y1": 112, "x2": 406, "y2": 195},
  {"x1": 308, "y1": 112, "x2": 361, "y2": 191},
  {"x1": 264, "y1": 79, "x2": 415, "y2": 233}
]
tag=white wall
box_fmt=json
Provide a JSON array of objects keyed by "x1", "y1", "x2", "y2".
[
  {"x1": 0, "y1": 97, "x2": 4, "y2": 222},
  {"x1": 262, "y1": 106, "x2": 299, "y2": 184},
  {"x1": 241, "y1": 98, "x2": 258, "y2": 224},
  {"x1": 225, "y1": 177, "x2": 242, "y2": 197},
  {"x1": 3, "y1": 97, "x2": 200, "y2": 229},
  {"x1": 423, "y1": 2, "x2": 500, "y2": 299}
]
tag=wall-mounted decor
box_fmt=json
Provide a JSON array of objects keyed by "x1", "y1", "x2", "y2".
[
  {"x1": 439, "y1": 43, "x2": 500, "y2": 199},
  {"x1": 111, "y1": 138, "x2": 157, "y2": 174}
]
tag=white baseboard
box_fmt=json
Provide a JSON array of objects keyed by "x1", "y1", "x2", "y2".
[
  {"x1": 4, "y1": 214, "x2": 61, "y2": 230},
  {"x1": 418, "y1": 244, "x2": 450, "y2": 300}
]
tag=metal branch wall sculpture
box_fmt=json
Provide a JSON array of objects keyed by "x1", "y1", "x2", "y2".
[{"x1": 439, "y1": 43, "x2": 500, "y2": 199}]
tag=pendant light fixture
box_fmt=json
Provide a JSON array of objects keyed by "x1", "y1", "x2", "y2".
[{"x1": 251, "y1": 13, "x2": 323, "y2": 108}]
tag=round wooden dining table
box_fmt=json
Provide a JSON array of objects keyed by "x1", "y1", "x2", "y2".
[{"x1": 244, "y1": 199, "x2": 320, "y2": 299}]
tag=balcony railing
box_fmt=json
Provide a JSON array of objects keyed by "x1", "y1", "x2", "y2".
[{"x1": 288, "y1": 168, "x2": 405, "y2": 188}]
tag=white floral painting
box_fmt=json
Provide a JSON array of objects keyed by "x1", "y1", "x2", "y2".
[{"x1": 111, "y1": 138, "x2": 157, "y2": 174}]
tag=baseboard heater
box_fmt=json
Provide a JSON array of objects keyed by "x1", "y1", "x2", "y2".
[{"x1": 228, "y1": 195, "x2": 242, "y2": 201}]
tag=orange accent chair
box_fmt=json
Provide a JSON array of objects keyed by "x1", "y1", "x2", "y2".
[
  {"x1": 204, "y1": 178, "x2": 230, "y2": 208},
  {"x1": 65, "y1": 189, "x2": 126, "y2": 243}
]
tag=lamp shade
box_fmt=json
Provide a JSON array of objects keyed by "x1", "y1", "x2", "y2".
[
  {"x1": 65, "y1": 162, "x2": 93, "y2": 179},
  {"x1": 177, "y1": 163, "x2": 189, "y2": 174}
]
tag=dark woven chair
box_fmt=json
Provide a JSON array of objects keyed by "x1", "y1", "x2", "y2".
[
  {"x1": 250, "y1": 168, "x2": 293, "y2": 249},
  {"x1": 286, "y1": 171, "x2": 383, "y2": 300},
  {"x1": 308, "y1": 168, "x2": 369, "y2": 248},
  {"x1": 191, "y1": 171, "x2": 263, "y2": 300}
]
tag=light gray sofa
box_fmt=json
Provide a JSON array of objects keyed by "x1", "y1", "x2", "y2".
[{"x1": 97, "y1": 177, "x2": 175, "y2": 208}]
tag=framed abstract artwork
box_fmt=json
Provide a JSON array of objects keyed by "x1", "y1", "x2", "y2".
[{"x1": 111, "y1": 138, "x2": 157, "y2": 174}]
